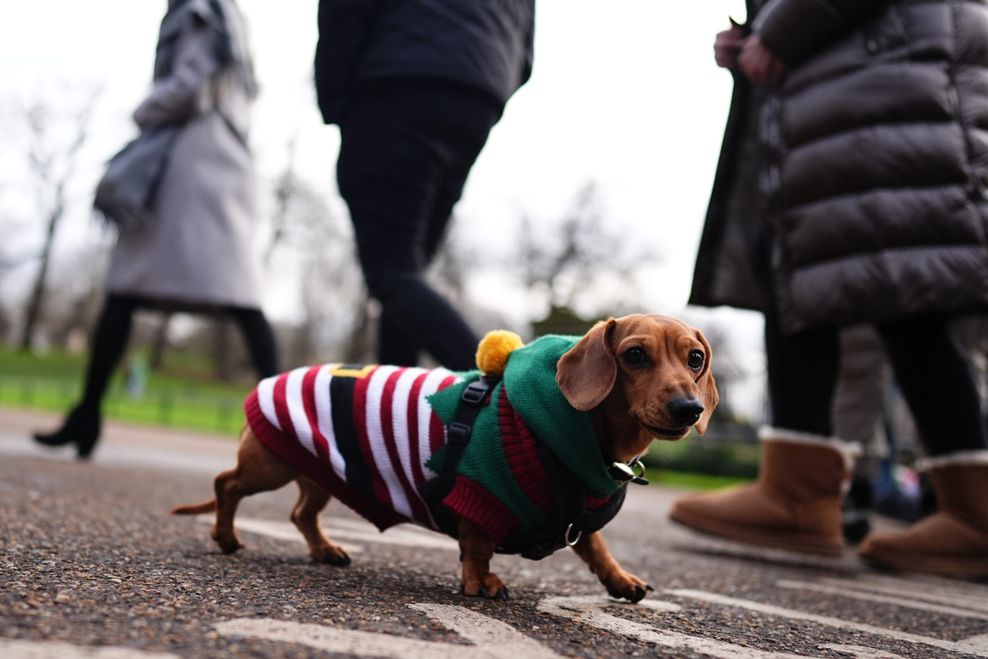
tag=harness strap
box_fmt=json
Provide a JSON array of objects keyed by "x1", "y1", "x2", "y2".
[{"x1": 420, "y1": 376, "x2": 497, "y2": 535}]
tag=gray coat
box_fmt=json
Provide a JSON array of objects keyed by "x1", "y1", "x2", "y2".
[
  {"x1": 106, "y1": 0, "x2": 262, "y2": 310},
  {"x1": 690, "y1": 0, "x2": 988, "y2": 334}
]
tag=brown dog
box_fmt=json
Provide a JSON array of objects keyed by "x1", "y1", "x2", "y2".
[{"x1": 173, "y1": 314, "x2": 718, "y2": 601}]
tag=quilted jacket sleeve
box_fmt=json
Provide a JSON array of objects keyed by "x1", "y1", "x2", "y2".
[{"x1": 753, "y1": 0, "x2": 888, "y2": 65}]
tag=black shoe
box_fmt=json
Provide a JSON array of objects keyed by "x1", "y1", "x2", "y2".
[
  {"x1": 33, "y1": 405, "x2": 101, "y2": 459},
  {"x1": 842, "y1": 476, "x2": 873, "y2": 544}
]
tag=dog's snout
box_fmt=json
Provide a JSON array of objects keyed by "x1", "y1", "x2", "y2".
[{"x1": 668, "y1": 397, "x2": 704, "y2": 426}]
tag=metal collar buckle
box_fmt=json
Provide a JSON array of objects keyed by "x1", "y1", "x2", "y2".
[{"x1": 609, "y1": 458, "x2": 648, "y2": 486}]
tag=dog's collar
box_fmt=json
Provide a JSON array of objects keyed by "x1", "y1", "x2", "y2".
[{"x1": 608, "y1": 458, "x2": 648, "y2": 486}]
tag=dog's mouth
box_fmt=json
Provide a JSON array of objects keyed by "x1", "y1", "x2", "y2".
[{"x1": 642, "y1": 422, "x2": 690, "y2": 440}]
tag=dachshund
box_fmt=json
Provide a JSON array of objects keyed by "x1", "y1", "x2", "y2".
[{"x1": 173, "y1": 314, "x2": 718, "y2": 602}]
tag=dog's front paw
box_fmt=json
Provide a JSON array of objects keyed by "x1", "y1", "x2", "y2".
[
  {"x1": 311, "y1": 543, "x2": 351, "y2": 567},
  {"x1": 211, "y1": 527, "x2": 243, "y2": 554},
  {"x1": 602, "y1": 569, "x2": 653, "y2": 603},
  {"x1": 461, "y1": 573, "x2": 509, "y2": 600}
]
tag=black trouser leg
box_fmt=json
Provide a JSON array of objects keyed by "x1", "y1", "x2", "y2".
[
  {"x1": 79, "y1": 294, "x2": 140, "y2": 411},
  {"x1": 377, "y1": 313, "x2": 419, "y2": 367},
  {"x1": 337, "y1": 81, "x2": 502, "y2": 370},
  {"x1": 762, "y1": 305, "x2": 840, "y2": 435},
  {"x1": 34, "y1": 294, "x2": 138, "y2": 455},
  {"x1": 754, "y1": 233, "x2": 839, "y2": 435},
  {"x1": 227, "y1": 306, "x2": 280, "y2": 378},
  {"x1": 877, "y1": 314, "x2": 987, "y2": 456}
]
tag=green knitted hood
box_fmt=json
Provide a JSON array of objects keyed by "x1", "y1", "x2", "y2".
[
  {"x1": 427, "y1": 335, "x2": 618, "y2": 533},
  {"x1": 502, "y1": 335, "x2": 618, "y2": 496}
]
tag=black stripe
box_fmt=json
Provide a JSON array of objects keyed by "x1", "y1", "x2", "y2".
[{"x1": 330, "y1": 374, "x2": 376, "y2": 504}]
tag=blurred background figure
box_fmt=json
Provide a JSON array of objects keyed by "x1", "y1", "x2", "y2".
[
  {"x1": 671, "y1": 0, "x2": 988, "y2": 578},
  {"x1": 314, "y1": 0, "x2": 536, "y2": 370},
  {"x1": 832, "y1": 325, "x2": 900, "y2": 544},
  {"x1": 837, "y1": 318, "x2": 987, "y2": 543},
  {"x1": 33, "y1": 0, "x2": 278, "y2": 459}
]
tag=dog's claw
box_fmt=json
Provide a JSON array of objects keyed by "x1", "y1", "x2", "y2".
[
  {"x1": 325, "y1": 553, "x2": 351, "y2": 567},
  {"x1": 217, "y1": 539, "x2": 242, "y2": 554},
  {"x1": 461, "y1": 574, "x2": 508, "y2": 600},
  {"x1": 603, "y1": 577, "x2": 649, "y2": 603},
  {"x1": 313, "y1": 546, "x2": 351, "y2": 567}
]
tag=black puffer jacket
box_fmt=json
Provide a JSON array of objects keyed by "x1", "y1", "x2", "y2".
[
  {"x1": 314, "y1": 0, "x2": 535, "y2": 125},
  {"x1": 690, "y1": 0, "x2": 988, "y2": 334}
]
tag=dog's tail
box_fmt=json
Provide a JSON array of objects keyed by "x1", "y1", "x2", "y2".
[{"x1": 171, "y1": 499, "x2": 217, "y2": 515}]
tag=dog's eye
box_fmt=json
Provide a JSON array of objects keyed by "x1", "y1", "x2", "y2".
[
  {"x1": 623, "y1": 347, "x2": 647, "y2": 366},
  {"x1": 688, "y1": 350, "x2": 705, "y2": 371}
]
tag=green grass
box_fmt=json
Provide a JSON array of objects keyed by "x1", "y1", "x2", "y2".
[
  {"x1": 644, "y1": 468, "x2": 751, "y2": 491},
  {"x1": 0, "y1": 346, "x2": 251, "y2": 437}
]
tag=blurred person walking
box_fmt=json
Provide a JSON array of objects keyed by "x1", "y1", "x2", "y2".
[
  {"x1": 34, "y1": 0, "x2": 278, "y2": 459},
  {"x1": 670, "y1": 0, "x2": 988, "y2": 577},
  {"x1": 314, "y1": 0, "x2": 535, "y2": 369}
]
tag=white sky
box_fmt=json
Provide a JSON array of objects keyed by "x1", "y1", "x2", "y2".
[{"x1": 0, "y1": 0, "x2": 765, "y2": 410}]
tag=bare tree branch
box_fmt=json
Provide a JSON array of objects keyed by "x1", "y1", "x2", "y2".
[{"x1": 19, "y1": 92, "x2": 99, "y2": 352}]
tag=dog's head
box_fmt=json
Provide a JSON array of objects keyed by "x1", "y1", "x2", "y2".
[{"x1": 556, "y1": 314, "x2": 719, "y2": 442}]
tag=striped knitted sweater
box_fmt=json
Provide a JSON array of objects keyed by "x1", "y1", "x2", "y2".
[{"x1": 245, "y1": 336, "x2": 621, "y2": 545}]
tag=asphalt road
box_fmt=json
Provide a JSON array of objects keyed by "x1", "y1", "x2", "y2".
[{"x1": 2, "y1": 407, "x2": 987, "y2": 659}]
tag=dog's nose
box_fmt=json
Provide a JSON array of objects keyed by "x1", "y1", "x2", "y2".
[{"x1": 668, "y1": 397, "x2": 704, "y2": 426}]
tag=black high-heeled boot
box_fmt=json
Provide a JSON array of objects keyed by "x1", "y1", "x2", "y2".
[{"x1": 33, "y1": 404, "x2": 101, "y2": 459}]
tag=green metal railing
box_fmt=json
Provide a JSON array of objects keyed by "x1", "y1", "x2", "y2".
[{"x1": 0, "y1": 375, "x2": 246, "y2": 436}]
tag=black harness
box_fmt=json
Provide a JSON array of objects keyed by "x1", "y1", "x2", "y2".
[{"x1": 420, "y1": 377, "x2": 640, "y2": 560}]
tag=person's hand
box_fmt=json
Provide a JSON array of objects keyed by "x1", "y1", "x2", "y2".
[
  {"x1": 713, "y1": 26, "x2": 746, "y2": 69},
  {"x1": 738, "y1": 34, "x2": 786, "y2": 87}
]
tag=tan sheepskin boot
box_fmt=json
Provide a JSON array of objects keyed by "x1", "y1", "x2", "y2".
[
  {"x1": 858, "y1": 453, "x2": 988, "y2": 578},
  {"x1": 669, "y1": 428, "x2": 861, "y2": 557}
]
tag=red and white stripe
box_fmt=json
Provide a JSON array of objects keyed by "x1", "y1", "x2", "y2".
[{"x1": 254, "y1": 364, "x2": 461, "y2": 529}]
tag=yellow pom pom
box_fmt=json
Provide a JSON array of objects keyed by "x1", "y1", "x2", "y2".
[{"x1": 475, "y1": 330, "x2": 524, "y2": 376}]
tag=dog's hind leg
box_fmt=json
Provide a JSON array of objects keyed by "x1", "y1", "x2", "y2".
[
  {"x1": 212, "y1": 428, "x2": 296, "y2": 554},
  {"x1": 291, "y1": 476, "x2": 351, "y2": 566}
]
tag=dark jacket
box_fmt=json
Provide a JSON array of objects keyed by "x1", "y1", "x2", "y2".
[
  {"x1": 314, "y1": 0, "x2": 535, "y2": 125},
  {"x1": 690, "y1": 0, "x2": 988, "y2": 334}
]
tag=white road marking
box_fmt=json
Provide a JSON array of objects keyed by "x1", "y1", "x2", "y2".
[
  {"x1": 196, "y1": 515, "x2": 459, "y2": 552},
  {"x1": 325, "y1": 517, "x2": 459, "y2": 550},
  {"x1": 776, "y1": 579, "x2": 988, "y2": 621},
  {"x1": 671, "y1": 532, "x2": 848, "y2": 570},
  {"x1": 537, "y1": 596, "x2": 810, "y2": 659},
  {"x1": 408, "y1": 604, "x2": 562, "y2": 659},
  {"x1": 0, "y1": 639, "x2": 179, "y2": 659},
  {"x1": 216, "y1": 603, "x2": 564, "y2": 659},
  {"x1": 816, "y1": 576, "x2": 988, "y2": 614},
  {"x1": 216, "y1": 618, "x2": 479, "y2": 659},
  {"x1": 667, "y1": 589, "x2": 988, "y2": 658},
  {"x1": 964, "y1": 635, "x2": 988, "y2": 651},
  {"x1": 817, "y1": 644, "x2": 904, "y2": 658},
  {"x1": 201, "y1": 516, "x2": 363, "y2": 553}
]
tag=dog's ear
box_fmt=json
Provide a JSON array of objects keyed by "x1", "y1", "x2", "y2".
[
  {"x1": 693, "y1": 328, "x2": 720, "y2": 435},
  {"x1": 557, "y1": 318, "x2": 617, "y2": 411}
]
